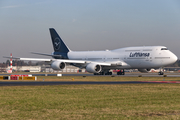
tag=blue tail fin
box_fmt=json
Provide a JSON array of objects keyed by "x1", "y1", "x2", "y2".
[{"x1": 49, "y1": 28, "x2": 70, "y2": 53}]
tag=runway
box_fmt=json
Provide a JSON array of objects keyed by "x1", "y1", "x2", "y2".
[
  {"x1": 0, "y1": 81, "x2": 180, "y2": 86},
  {"x1": 0, "y1": 73, "x2": 180, "y2": 86},
  {"x1": 1, "y1": 73, "x2": 180, "y2": 77},
  {"x1": 62, "y1": 73, "x2": 180, "y2": 77}
]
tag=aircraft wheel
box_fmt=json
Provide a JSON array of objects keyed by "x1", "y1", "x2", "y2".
[
  {"x1": 105, "y1": 72, "x2": 109, "y2": 75},
  {"x1": 117, "y1": 72, "x2": 121, "y2": 75},
  {"x1": 158, "y1": 71, "x2": 164, "y2": 75},
  {"x1": 101, "y1": 72, "x2": 104, "y2": 75},
  {"x1": 122, "y1": 72, "x2": 125, "y2": 75}
]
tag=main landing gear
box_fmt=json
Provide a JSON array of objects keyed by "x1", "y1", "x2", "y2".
[
  {"x1": 94, "y1": 71, "x2": 112, "y2": 75},
  {"x1": 117, "y1": 69, "x2": 125, "y2": 75},
  {"x1": 94, "y1": 69, "x2": 125, "y2": 76},
  {"x1": 105, "y1": 72, "x2": 112, "y2": 75}
]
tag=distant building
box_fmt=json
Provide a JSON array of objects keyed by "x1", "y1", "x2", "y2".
[
  {"x1": 43, "y1": 65, "x2": 82, "y2": 73},
  {"x1": 6, "y1": 65, "x2": 83, "y2": 73},
  {"x1": 0, "y1": 67, "x2": 6, "y2": 72},
  {"x1": 7, "y1": 66, "x2": 41, "y2": 72}
]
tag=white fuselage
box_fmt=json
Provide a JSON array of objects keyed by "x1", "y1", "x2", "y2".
[{"x1": 67, "y1": 46, "x2": 178, "y2": 69}]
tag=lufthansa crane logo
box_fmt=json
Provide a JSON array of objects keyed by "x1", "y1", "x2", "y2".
[{"x1": 54, "y1": 38, "x2": 61, "y2": 50}]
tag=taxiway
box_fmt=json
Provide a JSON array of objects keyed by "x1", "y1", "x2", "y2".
[{"x1": 0, "y1": 80, "x2": 180, "y2": 86}]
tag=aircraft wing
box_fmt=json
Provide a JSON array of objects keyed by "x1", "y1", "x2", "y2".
[
  {"x1": 4, "y1": 57, "x2": 112, "y2": 66},
  {"x1": 3, "y1": 56, "x2": 52, "y2": 62},
  {"x1": 20, "y1": 58, "x2": 113, "y2": 65},
  {"x1": 13, "y1": 57, "x2": 86, "y2": 64},
  {"x1": 4, "y1": 55, "x2": 132, "y2": 68},
  {"x1": 20, "y1": 58, "x2": 52, "y2": 61}
]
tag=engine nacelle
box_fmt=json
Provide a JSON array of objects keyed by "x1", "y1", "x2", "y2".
[
  {"x1": 138, "y1": 69, "x2": 151, "y2": 73},
  {"x1": 86, "y1": 63, "x2": 102, "y2": 73},
  {"x1": 51, "y1": 61, "x2": 66, "y2": 70}
]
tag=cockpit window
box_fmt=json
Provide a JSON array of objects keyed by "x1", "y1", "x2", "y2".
[{"x1": 161, "y1": 48, "x2": 168, "y2": 50}]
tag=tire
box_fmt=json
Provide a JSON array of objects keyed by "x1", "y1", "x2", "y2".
[{"x1": 158, "y1": 72, "x2": 164, "y2": 75}]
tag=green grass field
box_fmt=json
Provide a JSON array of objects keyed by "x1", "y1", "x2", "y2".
[{"x1": 1, "y1": 78, "x2": 180, "y2": 119}]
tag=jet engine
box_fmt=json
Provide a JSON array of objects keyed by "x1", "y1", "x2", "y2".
[
  {"x1": 138, "y1": 69, "x2": 151, "y2": 73},
  {"x1": 86, "y1": 63, "x2": 102, "y2": 73},
  {"x1": 51, "y1": 61, "x2": 66, "y2": 70}
]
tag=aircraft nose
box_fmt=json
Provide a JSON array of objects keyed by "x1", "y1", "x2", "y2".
[{"x1": 172, "y1": 54, "x2": 178, "y2": 63}]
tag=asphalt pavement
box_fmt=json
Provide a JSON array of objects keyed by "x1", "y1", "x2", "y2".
[{"x1": 0, "y1": 80, "x2": 180, "y2": 86}]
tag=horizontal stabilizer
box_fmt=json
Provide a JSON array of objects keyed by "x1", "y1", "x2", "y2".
[{"x1": 31, "y1": 52, "x2": 62, "y2": 58}]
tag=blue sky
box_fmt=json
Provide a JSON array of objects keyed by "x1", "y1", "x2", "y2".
[{"x1": 0, "y1": 0, "x2": 180, "y2": 62}]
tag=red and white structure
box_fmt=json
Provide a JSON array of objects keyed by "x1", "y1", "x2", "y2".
[
  {"x1": 7, "y1": 53, "x2": 12, "y2": 73},
  {"x1": 10, "y1": 53, "x2": 12, "y2": 72}
]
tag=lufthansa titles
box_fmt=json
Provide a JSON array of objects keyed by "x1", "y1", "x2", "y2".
[{"x1": 129, "y1": 52, "x2": 150, "y2": 57}]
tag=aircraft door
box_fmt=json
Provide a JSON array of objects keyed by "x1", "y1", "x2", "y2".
[{"x1": 158, "y1": 49, "x2": 163, "y2": 66}]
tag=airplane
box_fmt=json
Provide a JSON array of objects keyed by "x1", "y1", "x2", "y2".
[{"x1": 6, "y1": 28, "x2": 178, "y2": 75}]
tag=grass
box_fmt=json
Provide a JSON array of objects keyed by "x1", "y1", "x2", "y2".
[{"x1": 0, "y1": 83, "x2": 180, "y2": 119}]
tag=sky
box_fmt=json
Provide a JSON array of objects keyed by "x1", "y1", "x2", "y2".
[{"x1": 0, "y1": 0, "x2": 180, "y2": 62}]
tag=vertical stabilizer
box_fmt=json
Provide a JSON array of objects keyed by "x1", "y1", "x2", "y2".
[{"x1": 49, "y1": 28, "x2": 70, "y2": 53}]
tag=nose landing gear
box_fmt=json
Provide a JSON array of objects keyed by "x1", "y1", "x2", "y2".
[
  {"x1": 158, "y1": 71, "x2": 164, "y2": 75},
  {"x1": 158, "y1": 68, "x2": 164, "y2": 75}
]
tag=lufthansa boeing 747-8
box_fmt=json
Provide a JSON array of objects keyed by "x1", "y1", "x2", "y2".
[{"x1": 7, "y1": 28, "x2": 178, "y2": 75}]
